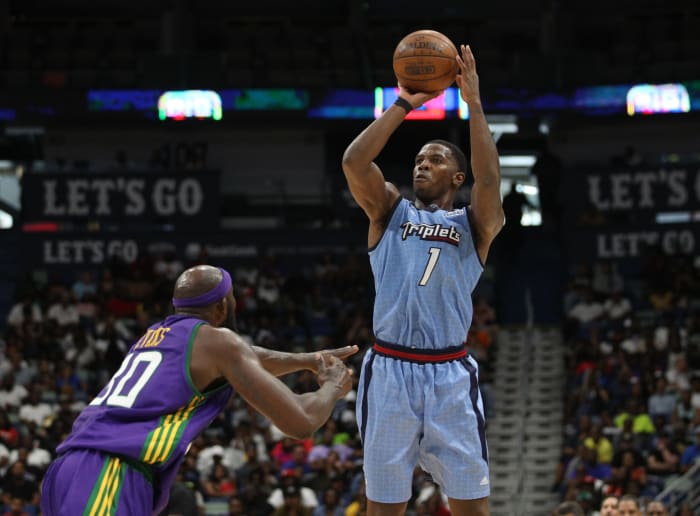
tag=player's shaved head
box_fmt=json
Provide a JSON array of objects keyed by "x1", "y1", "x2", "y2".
[
  {"x1": 173, "y1": 265, "x2": 224, "y2": 302},
  {"x1": 173, "y1": 265, "x2": 238, "y2": 331}
]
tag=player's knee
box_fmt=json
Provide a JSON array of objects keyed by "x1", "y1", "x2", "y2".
[
  {"x1": 367, "y1": 500, "x2": 408, "y2": 516},
  {"x1": 447, "y1": 497, "x2": 489, "y2": 516}
]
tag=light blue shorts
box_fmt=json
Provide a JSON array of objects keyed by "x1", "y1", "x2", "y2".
[{"x1": 356, "y1": 346, "x2": 489, "y2": 503}]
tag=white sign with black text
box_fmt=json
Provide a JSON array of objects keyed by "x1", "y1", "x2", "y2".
[
  {"x1": 22, "y1": 172, "x2": 219, "y2": 223},
  {"x1": 586, "y1": 168, "x2": 700, "y2": 211}
]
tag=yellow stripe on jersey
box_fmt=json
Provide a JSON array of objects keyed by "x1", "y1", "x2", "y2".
[
  {"x1": 142, "y1": 396, "x2": 203, "y2": 464},
  {"x1": 88, "y1": 458, "x2": 116, "y2": 516},
  {"x1": 100, "y1": 458, "x2": 123, "y2": 516},
  {"x1": 154, "y1": 396, "x2": 203, "y2": 463},
  {"x1": 87, "y1": 457, "x2": 120, "y2": 516},
  {"x1": 143, "y1": 414, "x2": 174, "y2": 463},
  {"x1": 147, "y1": 412, "x2": 177, "y2": 463}
]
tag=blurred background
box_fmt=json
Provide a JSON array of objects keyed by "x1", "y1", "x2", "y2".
[{"x1": 0, "y1": 1, "x2": 699, "y2": 515}]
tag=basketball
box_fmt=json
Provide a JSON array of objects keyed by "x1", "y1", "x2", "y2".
[{"x1": 392, "y1": 30, "x2": 459, "y2": 93}]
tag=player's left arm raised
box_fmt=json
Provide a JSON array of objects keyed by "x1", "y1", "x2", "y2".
[{"x1": 456, "y1": 44, "x2": 504, "y2": 263}]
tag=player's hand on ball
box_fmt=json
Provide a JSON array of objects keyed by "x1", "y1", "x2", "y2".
[
  {"x1": 315, "y1": 353, "x2": 354, "y2": 398},
  {"x1": 397, "y1": 83, "x2": 443, "y2": 109},
  {"x1": 455, "y1": 44, "x2": 480, "y2": 104},
  {"x1": 309, "y1": 345, "x2": 358, "y2": 374}
]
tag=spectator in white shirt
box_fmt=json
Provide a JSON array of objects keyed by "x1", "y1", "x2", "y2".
[
  {"x1": 5, "y1": 296, "x2": 42, "y2": 328},
  {"x1": 648, "y1": 377, "x2": 677, "y2": 424},
  {"x1": 603, "y1": 290, "x2": 632, "y2": 325},
  {"x1": 153, "y1": 251, "x2": 184, "y2": 281},
  {"x1": 567, "y1": 287, "x2": 604, "y2": 340},
  {"x1": 0, "y1": 345, "x2": 34, "y2": 384},
  {"x1": 7, "y1": 352, "x2": 36, "y2": 388},
  {"x1": 46, "y1": 291, "x2": 79, "y2": 327},
  {"x1": 690, "y1": 375, "x2": 700, "y2": 411},
  {"x1": 667, "y1": 354, "x2": 691, "y2": 392},
  {"x1": 63, "y1": 329, "x2": 96, "y2": 369},
  {"x1": 9, "y1": 435, "x2": 51, "y2": 471},
  {"x1": 0, "y1": 441, "x2": 9, "y2": 476},
  {"x1": 268, "y1": 471, "x2": 318, "y2": 509},
  {"x1": 0, "y1": 374, "x2": 27, "y2": 409},
  {"x1": 620, "y1": 320, "x2": 647, "y2": 355},
  {"x1": 27, "y1": 442, "x2": 52, "y2": 470},
  {"x1": 18, "y1": 387, "x2": 54, "y2": 427},
  {"x1": 592, "y1": 261, "x2": 624, "y2": 299},
  {"x1": 196, "y1": 443, "x2": 245, "y2": 478}
]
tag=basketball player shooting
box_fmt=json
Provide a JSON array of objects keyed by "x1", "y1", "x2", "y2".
[
  {"x1": 40, "y1": 265, "x2": 356, "y2": 515},
  {"x1": 341, "y1": 44, "x2": 504, "y2": 516}
]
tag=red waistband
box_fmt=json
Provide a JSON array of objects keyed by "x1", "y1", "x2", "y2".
[{"x1": 372, "y1": 343, "x2": 468, "y2": 363}]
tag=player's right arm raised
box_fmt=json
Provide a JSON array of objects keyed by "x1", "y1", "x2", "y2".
[
  {"x1": 341, "y1": 104, "x2": 403, "y2": 224},
  {"x1": 196, "y1": 326, "x2": 353, "y2": 440},
  {"x1": 341, "y1": 87, "x2": 441, "y2": 226}
]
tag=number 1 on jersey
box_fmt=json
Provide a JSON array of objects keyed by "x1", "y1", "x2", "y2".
[{"x1": 419, "y1": 247, "x2": 441, "y2": 286}]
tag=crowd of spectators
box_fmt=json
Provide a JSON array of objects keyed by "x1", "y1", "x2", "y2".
[
  {"x1": 559, "y1": 249, "x2": 700, "y2": 514},
  {"x1": 0, "y1": 248, "x2": 498, "y2": 516}
]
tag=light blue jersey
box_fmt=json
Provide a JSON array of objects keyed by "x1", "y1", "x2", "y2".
[
  {"x1": 370, "y1": 197, "x2": 483, "y2": 349},
  {"x1": 358, "y1": 197, "x2": 490, "y2": 503}
]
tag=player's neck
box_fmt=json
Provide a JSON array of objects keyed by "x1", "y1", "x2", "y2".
[
  {"x1": 174, "y1": 308, "x2": 215, "y2": 325},
  {"x1": 415, "y1": 198, "x2": 453, "y2": 212}
]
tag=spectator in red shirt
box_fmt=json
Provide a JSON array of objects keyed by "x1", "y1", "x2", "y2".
[{"x1": 0, "y1": 410, "x2": 18, "y2": 448}]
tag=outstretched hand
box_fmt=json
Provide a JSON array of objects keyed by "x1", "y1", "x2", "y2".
[
  {"x1": 315, "y1": 353, "x2": 354, "y2": 398},
  {"x1": 308, "y1": 345, "x2": 358, "y2": 374},
  {"x1": 455, "y1": 44, "x2": 480, "y2": 104}
]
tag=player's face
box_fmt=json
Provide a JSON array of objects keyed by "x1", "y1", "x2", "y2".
[
  {"x1": 413, "y1": 144, "x2": 457, "y2": 201},
  {"x1": 601, "y1": 497, "x2": 619, "y2": 516}
]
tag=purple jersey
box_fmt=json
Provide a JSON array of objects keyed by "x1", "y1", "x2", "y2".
[{"x1": 57, "y1": 314, "x2": 232, "y2": 512}]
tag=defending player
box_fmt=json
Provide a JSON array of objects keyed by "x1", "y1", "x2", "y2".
[{"x1": 41, "y1": 265, "x2": 356, "y2": 515}]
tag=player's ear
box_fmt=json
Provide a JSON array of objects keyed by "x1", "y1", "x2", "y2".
[
  {"x1": 216, "y1": 298, "x2": 227, "y2": 321},
  {"x1": 453, "y1": 171, "x2": 465, "y2": 187}
]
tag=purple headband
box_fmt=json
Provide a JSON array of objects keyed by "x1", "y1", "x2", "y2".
[{"x1": 172, "y1": 267, "x2": 232, "y2": 308}]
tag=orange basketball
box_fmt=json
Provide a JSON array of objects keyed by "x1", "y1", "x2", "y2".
[{"x1": 392, "y1": 30, "x2": 459, "y2": 93}]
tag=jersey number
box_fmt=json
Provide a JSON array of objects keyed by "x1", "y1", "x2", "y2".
[
  {"x1": 419, "y1": 247, "x2": 441, "y2": 286},
  {"x1": 90, "y1": 351, "x2": 162, "y2": 408}
]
